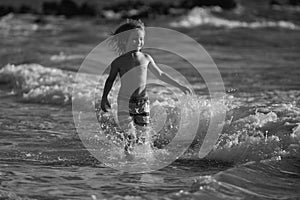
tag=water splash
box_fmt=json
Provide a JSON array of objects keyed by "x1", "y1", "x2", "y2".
[{"x1": 1, "y1": 63, "x2": 299, "y2": 164}]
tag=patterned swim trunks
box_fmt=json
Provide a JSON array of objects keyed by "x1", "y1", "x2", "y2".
[{"x1": 129, "y1": 96, "x2": 150, "y2": 126}]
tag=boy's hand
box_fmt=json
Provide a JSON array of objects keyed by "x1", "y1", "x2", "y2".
[
  {"x1": 179, "y1": 85, "x2": 192, "y2": 95},
  {"x1": 101, "y1": 97, "x2": 111, "y2": 112}
]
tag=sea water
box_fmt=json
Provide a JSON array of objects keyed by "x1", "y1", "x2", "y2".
[{"x1": 0, "y1": 13, "x2": 299, "y2": 200}]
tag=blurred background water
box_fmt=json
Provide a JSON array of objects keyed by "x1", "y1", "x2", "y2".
[{"x1": 0, "y1": 0, "x2": 300, "y2": 199}]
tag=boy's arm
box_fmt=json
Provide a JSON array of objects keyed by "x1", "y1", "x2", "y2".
[
  {"x1": 147, "y1": 54, "x2": 191, "y2": 94},
  {"x1": 101, "y1": 62, "x2": 119, "y2": 112}
]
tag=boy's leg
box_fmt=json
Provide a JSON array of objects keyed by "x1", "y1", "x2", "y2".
[
  {"x1": 135, "y1": 125, "x2": 150, "y2": 144},
  {"x1": 129, "y1": 98, "x2": 151, "y2": 144},
  {"x1": 117, "y1": 98, "x2": 136, "y2": 155},
  {"x1": 118, "y1": 112, "x2": 136, "y2": 154}
]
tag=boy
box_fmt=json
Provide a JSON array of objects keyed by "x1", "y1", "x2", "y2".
[{"x1": 101, "y1": 19, "x2": 191, "y2": 155}]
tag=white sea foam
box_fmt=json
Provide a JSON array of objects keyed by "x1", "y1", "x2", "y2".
[
  {"x1": 170, "y1": 7, "x2": 299, "y2": 30},
  {"x1": 50, "y1": 52, "x2": 84, "y2": 62},
  {"x1": 206, "y1": 109, "x2": 299, "y2": 162},
  {"x1": 0, "y1": 13, "x2": 37, "y2": 36},
  {"x1": 0, "y1": 63, "x2": 101, "y2": 105},
  {"x1": 102, "y1": 10, "x2": 122, "y2": 20}
]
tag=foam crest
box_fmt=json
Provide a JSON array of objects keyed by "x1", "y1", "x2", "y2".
[
  {"x1": 50, "y1": 52, "x2": 84, "y2": 62},
  {"x1": 0, "y1": 64, "x2": 104, "y2": 105},
  {"x1": 206, "y1": 108, "x2": 300, "y2": 162},
  {"x1": 170, "y1": 7, "x2": 299, "y2": 30}
]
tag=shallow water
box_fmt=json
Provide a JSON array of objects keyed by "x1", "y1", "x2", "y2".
[{"x1": 0, "y1": 13, "x2": 300, "y2": 200}]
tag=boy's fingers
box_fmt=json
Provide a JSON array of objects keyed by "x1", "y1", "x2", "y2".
[
  {"x1": 100, "y1": 99, "x2": 111, "y2": 112},
  {"x1": 101, "y1": 106, "x2": 107, "y2": 112},
  {"x1": 101, "y1": 102, "x2": 108, "y2": 112},
  {"x1": 184, "y1": 87, "x2": 192, "y2": 95}
]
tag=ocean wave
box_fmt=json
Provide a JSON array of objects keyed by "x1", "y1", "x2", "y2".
[
  {"x1": 178, "y1": 157, "x2": 300, "y2": 200},
  {"x1": 170, "y1": 7, "x2": 299, "y2": 30},
  {"x1": 203, "y1": 100, "x2": 300, "y2": 161},
  {"x1": 0, "y1": 64, "x2": 112, "y2": 106},
  {"x1": 0, "y1": 64, "x2": 79, "y2": 104},
  {"x1": 92, "y1": 96, "x2": 300, "y2": 163},
  {"x1": 0, "y1": 13, "x2": 61, "y2": 37},
  {"x1": 0, "y1": 64, "x2": 299, "y2": 163},
  {"x1": 50, "y1": 52, "x2": 84, "y2": 62}
]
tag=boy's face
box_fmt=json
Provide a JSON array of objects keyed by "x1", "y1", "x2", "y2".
[{"x1": 126, "y1": 29, "x2": 145, "y2": 52}]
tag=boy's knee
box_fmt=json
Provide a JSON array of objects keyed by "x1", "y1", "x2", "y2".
[{"x1": 117, "y1": 112, "x2": 133, "y2": 129}]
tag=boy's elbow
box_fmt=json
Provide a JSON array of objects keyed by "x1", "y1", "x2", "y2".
[
  {"x1": 107, "y1": 77, "x2": 113, "y2": 82},
  {"x1": 106, "y1": 77, "x2": 114, "y2": 84},
  {"x1": 105, "y1": 79, "x2": 114, "y2": 86}
]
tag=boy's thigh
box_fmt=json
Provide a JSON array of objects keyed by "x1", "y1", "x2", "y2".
[
  {"x1": 129, "y1": 98, "x2": 150, "y2": 126},
  {"x1": 117, "y1": 98, "x2": 132, "y2": 129}
]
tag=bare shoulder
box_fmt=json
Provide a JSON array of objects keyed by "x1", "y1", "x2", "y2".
[
  {"x1": 111, "y1": 56, "x2": 122, "y2": 69},
  {"x1": 143, "y1": 53, "x2": 154, "y2": 62}
]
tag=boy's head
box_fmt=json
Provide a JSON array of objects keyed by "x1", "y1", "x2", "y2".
[{"x1": 109, "y1": 19, "x2": 145, "y2": 55}]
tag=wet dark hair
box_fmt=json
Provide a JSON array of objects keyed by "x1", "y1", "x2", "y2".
[{"x1": 108, "y1": 19, "x2": 145, "y2": 55}]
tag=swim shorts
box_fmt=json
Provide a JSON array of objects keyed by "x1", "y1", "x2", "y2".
[{"x1": 129, "y1": 96, "x2": 150, "y2": 126}]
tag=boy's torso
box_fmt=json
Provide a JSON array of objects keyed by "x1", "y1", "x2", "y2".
[{"x1": 115, "y1": 51, "x2": 149, "y2": 99}]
